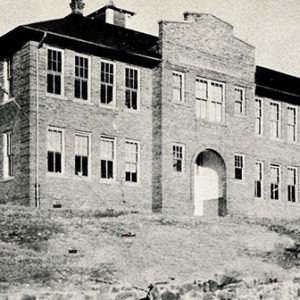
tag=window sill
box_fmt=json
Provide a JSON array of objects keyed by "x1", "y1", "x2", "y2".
[
  {"x1": 196, "y1": 118, "x2": 227, "y2": 128},
  {"x1": 99, "y1": 103, "x2": 117, "y2": 110},
  {"x1": 124, "y1": 108, "x2": 140, "y2": 113},
  {"x1": 0, "y1": 177, "x2": 14, "y2": 183},
  {"x1": 100, "y1": 179, "x2": 117, "y2": 185},
  {"x1": 234, "y1": 179, "x2": 245, "y2": 184},
  {"x1": 234, "y1": 113, "x2": 246, "y2": 118},
  {"x1": 46, "y1": 172, "x2": 66, "y2": 179},
  {"x1": 124, "y1": 181, "x2": 140, "y2": 187},
  {"x1": 46, "y1": 93, "x2": 67, "y2": 100},
  {"x1": 73, "y1": 98, "x2": 92, "y2": 105},
  {"x1": 74, "y1": 175, "x2": 91, "y2": 181}
]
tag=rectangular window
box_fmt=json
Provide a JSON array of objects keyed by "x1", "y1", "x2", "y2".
[
  {"x1": 47, "y1": 49, "x2": 62, "y2": 95},
  {"x1": 75, "y1": 133, "x2": 90, "y2": 177},
  {"x1": 287, "y1": 106, "x2": 297, "y2": 142},
  {"x1": 210, "y1": 82, "x2": 224, "y2": 123},
  {"x1": 270, "y1": 102, "x2": 280, "y2": 139},
  {"x1": 125, "y1": 67, "x2": 139, "y2": 110},
  {"x1": 195, "y1": 78, "x2": 208, "y2": 119},
  {"x1": 234, "y1": 87, "x2": 245, "y2": 115},
  {"x1": 75, "y1": 55, "x2": 89, "y2": 100},
  {"x1": 100, "y1": 137, "x2": 115, "y2": 180},
  {"x1": 47, "y1": 127, "x2": 63, "y2": 174},
  {"x1": 2, "y1": 58, "x2": 14, "y2": 102},
  {"x1": 234, "y1": 155, "x2": 244, "y2": 180},
  {"x1": 173, "y1": 144, "x2": 184, "y2": 173},
  {"x1": 287, "y1": 167, "x2": 297, "y2": 203},
  {"x1": 270, "y1": 164, "x2": 280, "y2": 200},
  {"x1": 255, "y1": 98, "x2": 263, "y2": 135},
  {"x1": 254, "y1": 161, "x2": 263, "y2": 198},
  {"x1": 172, "y1": 71, "x2": 184, "y2": 102},
  {"x1": 100, "y1": 61, "x2": 115, "y2": 105},
  {"x1": 125, "y1": 140, "x2": 139, "y2": 183},
  {"x1": 3, "y1": 131, "x2": 13, "y2": 178}
]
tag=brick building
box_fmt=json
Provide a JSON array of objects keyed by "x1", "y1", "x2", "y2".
[{"x1": 0, "y1": 0, "x2": 299, "y2": 218}]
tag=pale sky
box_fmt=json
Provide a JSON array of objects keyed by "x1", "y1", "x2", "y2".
[{"x1": 0, "y1": 0, "x2": 299, "y2": 77}]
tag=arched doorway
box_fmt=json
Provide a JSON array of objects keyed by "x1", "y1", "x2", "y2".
[{"x1": 194, "y1": 149, "x2": 227, "y2": 217}]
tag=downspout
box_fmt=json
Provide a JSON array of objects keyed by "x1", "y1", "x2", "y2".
[{"x1": 35, "y1": 32, "x2": 47, "y2": 208}]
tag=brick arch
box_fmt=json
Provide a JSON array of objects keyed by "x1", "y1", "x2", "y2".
[{"x1": 191, "y1": 146, "x2": 227, "y2": 217}]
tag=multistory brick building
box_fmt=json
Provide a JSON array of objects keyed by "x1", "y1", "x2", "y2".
[{"x1": 0, "y1": 0, "x2": 299, "y2": 218}]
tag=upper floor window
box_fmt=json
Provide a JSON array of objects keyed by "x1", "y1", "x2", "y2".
[
  {"x1": 125, "y1": 140, "x2": 139, "y2": 183},
  {"x1": 47, "y1": 48, "x2": 63, "y2": 95},
  {"x1": 100, "y1": 61, "x2": 115, "y2": 105},
  {"x1": 47, "y1": 127, "x2": 64, "y2": 174},
  {"x1": 254, "y1": 161, "x2": 263, "y2": 198},
  {"x1": 75, "y1": 133, "x2": 90, "y2": 177},
  {"x1": 255, "y1": 98, "x2": 263, "y2": 135},
  {"x1": 270, "y1": 102, "x2": 280, "y2": 139},
  {"x1": 172, "y1": 71, "x2": 184, "y2": 102},
  {"x1": 75, "y1": 55, "x2": 89, "y2": 100},
  {"x1": 234, "y1": 154, "x2": 244, "y2": 180},
  {"x1": 287, "y1": 167, "x2": 297, "y2": 203},
  {"x1": 172, "y1": 144, "x2": 184, "y2": 173},
  {"x1": 3, "y1": 131, "x2": 13, "y2": 178},
  {"x1": 100, "y1": 136, "x2": 115, "y2": 180},
  {"x1": 234, "y1": 87, "x2": 245, "y2": 115},
  {"x1": 125, "y1": 67, "x2": 139, "y2": 110},
  {"x1": 195, "y1": 78, "x2": 224, "y2": 123},
  {"x1": 287, "y1": 106, "x2": 298, "y2": 142},
  {"x1": 270, "y1": 164, "x2": 280, "y2": 200}
]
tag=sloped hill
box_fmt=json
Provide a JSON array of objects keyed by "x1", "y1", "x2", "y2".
[{"x1": 0, "y1": 205, "x2": 299, "y2": 292}]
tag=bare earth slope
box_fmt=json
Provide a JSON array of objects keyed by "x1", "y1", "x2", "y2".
[{"x1": 0, "y1": 206, "x2": 299, "y2": 292}]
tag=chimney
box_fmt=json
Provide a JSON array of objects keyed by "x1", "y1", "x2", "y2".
[
  {"x1": 87, "y1": 0, "x2": 135, "y2": 28},
  {"x1": 70, "y1": 0, "x2": 85, "y2": 15}
]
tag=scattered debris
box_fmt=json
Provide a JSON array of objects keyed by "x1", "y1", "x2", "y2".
[
  {"x1": 68, "y1": 248, "x2": 78, "y2": 254},
  {"x1": 120, "y1": 232, "x2": 136, "y2": 238}
]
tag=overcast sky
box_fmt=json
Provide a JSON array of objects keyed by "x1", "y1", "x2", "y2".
[{"x1": 0, "y1": 0, "x2": 299, "y2": 77}]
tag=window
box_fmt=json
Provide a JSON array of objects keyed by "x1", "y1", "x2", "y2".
[
  {"x1": 75, "y1": 133, "x2": 90, "y2": 177},
  {"x1": 270, "y1": 164, "x2": 280, "y2": 200},
  {"x1": 2, "y1": 58, "x2": 14, "y2": 102},
  {"x1": 100, "y1": 137, "x2": 115, "y2": 180},
  {"x1": 75, "y1": 55, "x2": 89, "y2": 100},
  {"x1": 195, "y1": 78, "x2": 224, "y2": 123},
  {"x1": 3, "y1": 131, "x2": 13, "y2": 178},
  {"x1": 47, "y1": 127, "x2": 63, "y2": 174},
  {"x1": 255, "y1": 98, "x2": 263, "y2": 135},
  {"x1": 234, "y1": 87, "x2": 245, "y2": 115},
  {"x1": 125, "y1": 140, "x2": 139, "y2": 183},
  {"x1": 172, "y1": 71, "x2": 184, "y2": 102},
  {"x1": 287, "y1": 106, "x2": 298, "y2": 142},
  {"x1": 172, "y1": 144, "x2": 184, "y2": 173},
  {"x1": 195, "y1": 78, "x2": 208, "y2": 119},
  {"x1": 100, "y1": 61, "x2": 115, "y2": 105},
  {"x1": 47, "y1": 48, "x2": 63, "y2": 95},
  {"x1": 254, "y1": 161, "x2": 263, "y2": 198},
  {"x1": 125, "y1": 67, "x2": 139, "y2": 110},
  {"x1": 270, "y1": 102, "x2": 280, "y2": 139},
  {"x1": 234, "y1": 155, "x2": 244, "y2": 180},
  {"x1": 287, "y1": 167, "x2": 297, "y2": 203}
]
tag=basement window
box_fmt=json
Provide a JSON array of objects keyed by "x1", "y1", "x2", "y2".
[
  {"x1": 100, "y1": 60, "x2": 115, "y2": 105},
  {"x1": 270, "y1": 164, "x2": 280, "y2": 200},
  {"x1": 125, "y1": 67, "x2": 139, "y2": 110},
  {"x1": 74, "y1": 55, "x2": 89, "y2": 100},
  {"x1": 287, "y1": 167, "x2": 297, "y2": 203},
  {"x1": 125, "y1": 140, "x2": 139, "y2": 183},
  {"x1": 75, "y1": 133, "x2": 90, "y2": 177},
  {"x1": 172, "y1": 144, "x2": 184, "y2": 173},
  {"x1": 47, "y1": 48, "x2": 63, "y2": 95},
  {"x1": 100, "y1": 136, "x2": 115, "y2": 180},
  {"x1": 47, "y1": 127, "x2": 64, "y2": 174},
  {"x1": 234, "y1": 154, "x2": 244, "y2": 180},
  {"x1": 3, "y1": 131, "x2": 13, "y2": 178}
]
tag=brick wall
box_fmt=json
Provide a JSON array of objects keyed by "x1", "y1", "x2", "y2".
[
  {"x1": 27, "y1": 42, "x2": 154, "y2": 211},
  {"x1": 156, "y1": 14, "x2": 300, "y2": 219}
]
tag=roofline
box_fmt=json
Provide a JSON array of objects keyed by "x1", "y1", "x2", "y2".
[
  {"x1": 87, "y1": 5, "x2": 135, "y2": 18},
  {"x1": 256, "y1": 84, "x2": 300, "y2": 99},
  {"x1": 22, "y1": 25, "x2": 161, "y2": 62}
]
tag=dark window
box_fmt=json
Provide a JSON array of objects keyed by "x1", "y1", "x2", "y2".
[
  {"x1": 100, "y1": 62, "x2": 114, "y2": 105},
  {"x1": 100, "y1": 137, "x2": 114, "y2": 179},
  {"x1": 287, "y1": 167, "x2": 297, "y2": 202},
  {"x1": 254, "y1": 162, "x2": 263, "y2": 198},
  {"x1": 270, "y1": 165, "x2": 280, "y2": 200},
  {"x1": 234, "y1": 155, "x2": 244, "y2": 180},
  {"x1": 75, "y1": 134, "x2": 89, "y2": 177},
  {"x1": 173, "y1": 144, "x2": 184, "y2": 173},
  {"x1": 125, "y1": 68, "x2": 139, "y2": 110},
  {"x1": 47, "y1": 49, "x2": 62, "y2": 95},
  {"x1": 125, "y1": 141, "x2": 138, "y2": 183},
  {"x1": 75, "y1": 56, "x2": 89, "y2": 100},
  {"x1": 47, "y1": 128, "x2": 63, "y2": 173}
]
